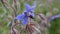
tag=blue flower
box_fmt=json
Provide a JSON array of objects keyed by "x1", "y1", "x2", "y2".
[
  {"x1": 48, "y1": 14, "x2": 60, "y2": 22},
  {"x1": 15, "y1": 2, "x2": 37, "y2": 26}
]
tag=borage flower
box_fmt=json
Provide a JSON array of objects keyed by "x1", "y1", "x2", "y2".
[{"x1": 15, "y1": 2, "x2": 37, "y2": 26}]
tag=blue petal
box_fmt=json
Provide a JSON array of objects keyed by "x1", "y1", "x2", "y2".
[
  {"x1": 24, "y1": 2, "x2": 37, "y2": 14},
  {"x1": 48, "y1": 14, "x2": 60, "y2": 22},
  {"x1": 15, "y1": 14, "x2": 25, "y2": 20},
  {"x1": 24, "y1": 3, "x2": 31, "y2": 12},
  {"x1": 31, "y1": 2, "x2": 37, "y2": 11},
  {"x1": 22, "y1": 17, "x2": 28, "y2": 26},
  {"x1": 30, "y1": 12, "x2": 35, "y2": 17}
]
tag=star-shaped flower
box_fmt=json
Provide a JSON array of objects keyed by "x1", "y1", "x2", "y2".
[{"x1": 15, "y1": 2, "x2": 37, "y2": 26}]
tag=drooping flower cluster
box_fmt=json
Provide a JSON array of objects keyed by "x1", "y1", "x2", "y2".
[{"x1": 15, "y1": 2, "x2": 37, "y2": 26}]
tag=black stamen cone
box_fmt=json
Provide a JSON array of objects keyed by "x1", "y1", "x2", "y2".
[{"x1": 29, "y1": 15, "x2": 34, "y2": 19}]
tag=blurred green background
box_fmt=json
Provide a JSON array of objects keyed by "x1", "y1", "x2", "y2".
[{"x1": 0, "y1": 0, "x2": 60, "y2": 34}]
